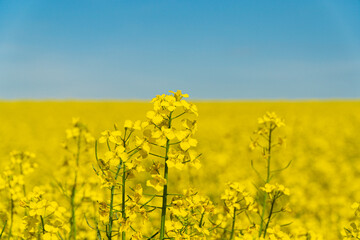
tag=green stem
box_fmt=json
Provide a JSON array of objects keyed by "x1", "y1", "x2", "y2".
[
  {"x1": 7, "y1": 198, "x2": 13, "y2": 240},
  {"x1": 263, "y1": 197, "x2": 276, "y2": 237},
  {"x1": 108, "y1": 186, "x2": 115, "y2": 239},
  {"x1": 40, "y1": 215, "x2": 45, "y2": 234},
  {"x1": 19, "y1": 162, "x2": 27, "y2": 197},
  {"x1": 70, "y1": 173, "x2": 77, "y2": 239},
  {"x1": 108, "y1": 170, "x2": 119, "y2": 239},
  {"x1": 121, "y1": 163, "x2": 126, "y2": 240},
  {"x1": 159, "y1": 112, "x2": 173, "y2": 240},
  {"x1": 258, "y1": 194, "x2": 268, "y2": 237},
  {"x1": 108, "y1": 161, "x2": 122, "y2": 240},
  {"x1": 70, "y1": 132, "x2": 81, "y2": 240},
  {"x1": 229, "y1": 208, "x2": 236, "y2": 240},
  {"x1": 199, "y1": 210, "x2": 205, "y2": 228},
  {"x1": 19, "y1": 162, "x2": 28, "y2": 216},
  {"x1": 0, "y1": 220, "x2": 7, "y2": 238},
  {"x1": 172, "y1": 111, "x2": 186, "y2": 120},
  {"x1": 258, "y1": 126, "x2": 273, "y2": 237},
  {"x1": 266, "y1": 128, "x2": 273, "y2": 182},
  {"x1": 76, "y1": 131, "x2": 82, "y2": 167}
]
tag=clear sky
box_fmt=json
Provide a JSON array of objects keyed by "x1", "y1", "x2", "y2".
[{"x1": 0, "y1": 0, "x2": 359, "y2": 99}]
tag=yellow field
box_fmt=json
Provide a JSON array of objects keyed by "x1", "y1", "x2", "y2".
[{"x1": 0, "y1": 97, "x2": 360, "y2": 239}]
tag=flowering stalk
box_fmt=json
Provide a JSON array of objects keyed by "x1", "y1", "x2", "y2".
[
  {"x1": 120, "y1": 127, "x2": 130, "y2": 240},
  {"x1": 60, "y1": 119, "x2": 95, "y2": 240},
  {"x1": 249, "y1": 112, "x2": 288, "y2": 238},
  {"x1": 95, "y1": 120, "x2": 145, "y2": 240},
  {"x1": 159, "y1": 112, "x2": 172, "y2": 239},
  {"x1": 107, "y1": 164, "x2": 120, "y2": 240},
  {"x1": 229, "y1": 208, "x2": 236, "y2": 240},
  {"x1": 220, "y1": 182, "x2": 257, "y2": 239},
  {"x1": 142, "y1": 90, "x2": 200, "y2": 239},
  {"x1": 258, "y1": 125, "x2": 273, "y2": 237},
  {"x1": 106, "y1": 137, "x2": 123, "y2": 240},
  {"x1": 0, "y1": 151, "x2": 37, "y2": 239},
  {"x1": 121, "y1": 162, "x2": 126, "y2": 240},
  {"x1": 69, "y1": 129, "x2": 81, "y2": 240},
  {"x1": 20, "y1": 187, "x2": 67, "y2": 239}
]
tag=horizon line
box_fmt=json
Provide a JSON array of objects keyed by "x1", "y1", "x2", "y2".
[{"x1": 0, "y1": 98, "x2": 359, "y2": 102}]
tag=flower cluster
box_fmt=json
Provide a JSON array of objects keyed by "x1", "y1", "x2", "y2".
[
  {"x1": 260, "y1": 183, "x2": 290, "y2": 199},
  {"x1": 20, "y1": 187, "x2": 67, "y2": 239},
  {"x1": 56, "y1": 118, "x2": 99, "y2": 239},
  {"x1": 0, "y1": 151, "x2": 37, "y2": 200},
  {"x1": 92, "y1": 90, "x2": 203, "y2": 239},
  {"x1": 94, "y1": 117, "x2": 151, "y2": 239},
  {"x1": 144, "y1": 90, "x2": 200, "y2": 175},
  {"x1": 0, "y1": 151, "x2": 37, "y2": 238},
  {"x1": 250, "y1": 112, "x2": 286, "y2": 151},
  {"x1": 243, "y1": 112, "x2": 291, "y2": 239},
  {"x1": 167, "y1": 188, "x2": 214, "y2": 238},
  {"x1": 221, "y1": 182, "x2": 257, "y2": 215}
]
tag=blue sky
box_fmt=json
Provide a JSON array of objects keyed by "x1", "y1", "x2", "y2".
[{"x1": 0, "y1": 0, "x2": 359, "y2": 99}]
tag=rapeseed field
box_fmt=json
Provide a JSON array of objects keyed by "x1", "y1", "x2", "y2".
[{"x1": 0, "y1": 91, "x2": 359, "y2": 239}]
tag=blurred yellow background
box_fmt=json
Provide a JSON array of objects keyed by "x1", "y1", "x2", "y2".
[{"x1": 0, "y1": 101, "x2": 359, "y2": 239}]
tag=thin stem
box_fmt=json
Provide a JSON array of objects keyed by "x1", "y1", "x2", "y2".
[
  {"x1": 70, "y1": 173, "x2": 77, "y2": 239},
  {"x1": 7, "y1": 197, "x2": 13, "y2": 240},
  {"x1": 148, "y1": 142, "x2": 166, "y2": 148},
  {"x1": 199, "y1": 210, "x2": 205, "y2": 228},
  {"x1": 70, "y1": 132, "x2": 81, "y2": 240},
  {"x1": 19, "y1": 162, "x2": 27, "y2": 197},
  {"x1": 172, "y1": 111, "x2": 186, "y2": 120},
  {"x1": 266, "y1": 127, "x2": 273, "y2": 182},
  {"x1": 19, "y1": 162, "x2": 28, "y2": 216},
  {"x1": 258, "y1": 126, "x2": 273, "y2": 237},
  {"x1": 76, "y1": 131, "x2": 82, "y2": 167},
  {"x1": 125, "y1": 131, "x2": 133, "y2": 143},
  {"x1": 140, "y1": 195, "x2": 157, "y2": 208},
  {"x1": 229, "y1": 208, "x2": 236, "y2": 240},
  {"x1": 40, "y1": 215, "x2": 46, "y2": 234},
  {"x1": 159, "y1": 112, "x2": 173, "y2": 240},
  {"x1": 263, "y1": 197, "x2": 277, "y2": 237},
  {"x1": 0, "y1": 220, "x2": 7, "y2": 238},
  {"x1": 148, "y1": 231, "x2": 159, "y2": 239},
  {"x1": 108, "y1": 165, "x2": 121, "y2": 240},
  {"x1": 149, "y1": 153, "x2": 166, "y2": 159},
  {"x1": 121, "y1": 162, "x2": 126, "y2": 240}
]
